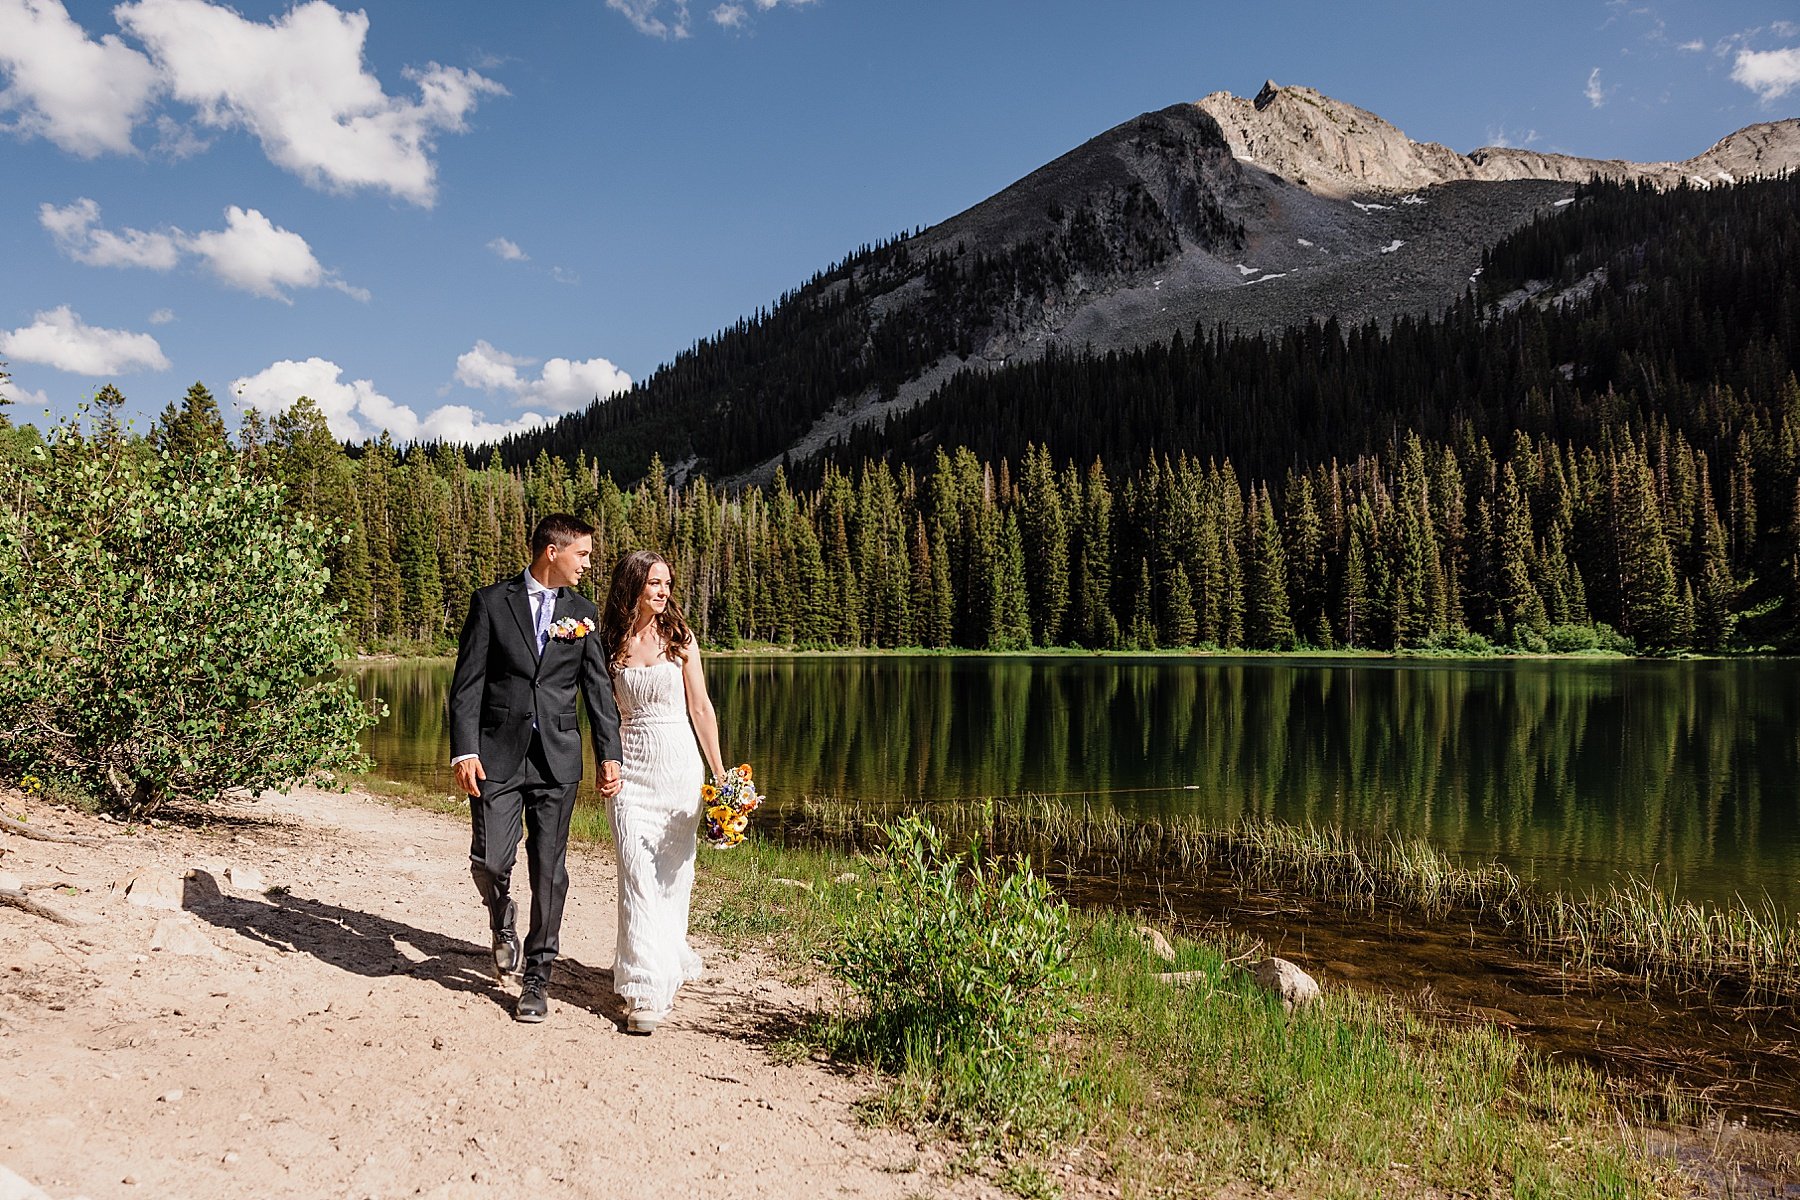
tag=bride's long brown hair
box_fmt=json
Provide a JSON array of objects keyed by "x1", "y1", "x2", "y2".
[{"x1": 601, "y1": 550, "x2": 694, "y2": 669}]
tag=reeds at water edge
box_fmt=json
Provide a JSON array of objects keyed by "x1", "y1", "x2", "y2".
[{"x1": 772, "y1": 795, "x2": 1800, "y2": 1007}]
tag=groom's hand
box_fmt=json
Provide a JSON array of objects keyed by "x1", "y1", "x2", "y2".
[
  {"x1": 454, "y1": 757, "x2": 486, "y2": 797},
  {"x1": 599, "y1": 759, "x2": 622, "y2": 799}
]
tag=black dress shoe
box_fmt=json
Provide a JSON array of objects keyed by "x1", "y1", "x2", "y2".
[
  {"x1": 491, "y1": 899, "x2": 521, "y2": 980},
  {"x1": 515, "y1": 976, "x2": 548, "y2": 1023}
]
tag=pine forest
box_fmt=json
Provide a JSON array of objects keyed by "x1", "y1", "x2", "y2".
[{"x1": 5, "y1": 175, "x2": 1798, "y2": 658}]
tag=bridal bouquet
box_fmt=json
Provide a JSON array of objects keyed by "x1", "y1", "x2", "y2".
[{"x1": 701, "y1": 764, "x2": 761, "y2": 850}]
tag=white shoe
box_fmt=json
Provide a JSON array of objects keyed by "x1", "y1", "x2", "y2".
[{"x1": 626, "y1": 1008, "x2": 664, "y2": 1035}]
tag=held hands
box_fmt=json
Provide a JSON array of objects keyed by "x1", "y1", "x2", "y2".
[
  {"x1": 599, "y1": 759, "x2": 622, "y2": 799},
  {"x1": 454, "y1": 756, "x2": 487, "y2": 797}
]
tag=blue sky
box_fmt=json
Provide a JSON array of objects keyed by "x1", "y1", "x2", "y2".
[{"x1": 2, "y1": 0, "x2": 1796, "y2": 443}]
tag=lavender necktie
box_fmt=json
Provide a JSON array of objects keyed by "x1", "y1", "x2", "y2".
[{"x1": 535, "y1": 590, "x2": 555, "y2": 655}]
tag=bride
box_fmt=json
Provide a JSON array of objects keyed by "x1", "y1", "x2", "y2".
[{"x1": 599, "y1": 549, "x2": 725, "y2": 1035}]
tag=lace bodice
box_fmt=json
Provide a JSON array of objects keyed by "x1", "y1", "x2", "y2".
[{"x1": 613, "y1": 660, "x2": 687, "y2": 725}]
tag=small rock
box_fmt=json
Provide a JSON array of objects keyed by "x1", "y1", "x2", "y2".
[
  {"x1": 0, "y1": 872, "x2": 23, "y2": 893},
  {"x1": 157, "y1": 1089, "x2": 183, "y2": 1103},
  {"x1": 221, "y1": 1152, "x2": 239, "y2": 1165},
  {"x1": 1250, "y1": 956, "x2": 1321, "y2": 1012},
  {"x1": 402, "y1": 846, "x2": 417, "y2": 857},
  {"x1": 223, "y1": 864, "x2": 264, "y2": 893},
  {"x1": 149, "y1": 917, "x2": 219, "y2": 960},
  {"x1": 1133, "y1": 925, "x2": 1177, "y2": 964},
  {"x1": 119, "y1": 868, "x2": 184, "y2": 910},
  {"x1": 772, "y1": 877, "x2": 814, "y2": 892}
]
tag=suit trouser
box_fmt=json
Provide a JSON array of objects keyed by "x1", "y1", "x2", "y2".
[{"x1": 468, "y1": 732, "x2": 577, "y2": 980}]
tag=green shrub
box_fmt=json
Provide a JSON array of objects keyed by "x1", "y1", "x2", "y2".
[
  {"x1": 1421, "y1": 629, "x2": 1500, "y2": 656},
  {"x1": 1544, "y1": 623, "x2": 1636, "y2": 654},
  {"x1": 0, "y1": 402, "x2": 378, "y2": 815},
  {"x1": 827, "y1": 816, "x2": 1076, "y2": 1067}
]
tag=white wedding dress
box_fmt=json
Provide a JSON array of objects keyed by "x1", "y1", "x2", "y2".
[{"x1": 608, "y1": 660, "x2": 705, "y2": 1015}]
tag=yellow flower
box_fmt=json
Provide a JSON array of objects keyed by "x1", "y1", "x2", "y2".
[{"x1": 701, "y1": 784, "x2": 718, "y2": 800}]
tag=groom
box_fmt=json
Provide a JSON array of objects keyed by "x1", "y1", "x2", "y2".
[{"x1": 449, "y1": 513, "x2": 623, "y2": 1023}]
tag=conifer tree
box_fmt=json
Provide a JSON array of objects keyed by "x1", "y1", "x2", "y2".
[
  {"x1": 990, "y1": 512, "x2": 1031, "y2": 650},
  {"x1": 1166, "y1": 563, "x2": 1198, "y2": 647},
  {"x1": 1243, "y1": 487, "x2": 1294, "y2": 649},
  {"x1": 153, "y1": 382, "x2": 230, "y2": 461},
  {"x1": 1017, "y1": 444, "x2": 1070, "y2": 644}
]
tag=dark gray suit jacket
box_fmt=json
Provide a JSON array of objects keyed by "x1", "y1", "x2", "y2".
[{"x1": 448, "y1": 573, "x2": 623, "y2": 786}]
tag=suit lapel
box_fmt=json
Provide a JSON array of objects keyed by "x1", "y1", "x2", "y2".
[{"x1": 506, "y1": 577, "x2": 539, "y2": 662}]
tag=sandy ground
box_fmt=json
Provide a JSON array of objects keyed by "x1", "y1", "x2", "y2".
[{"x1": 0, "y1": 787, "x2": 1017, "y2": 1200}]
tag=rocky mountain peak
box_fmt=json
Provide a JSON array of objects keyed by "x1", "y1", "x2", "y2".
[{"x1": 1196, "y1": 82, "x2": 1800, "y2": 195}]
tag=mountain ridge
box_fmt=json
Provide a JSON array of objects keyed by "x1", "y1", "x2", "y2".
[{"x1": 484, "y1": 82, "x2": 1800, "y2": 487}]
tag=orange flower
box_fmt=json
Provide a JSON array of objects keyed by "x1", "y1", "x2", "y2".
[{"x1": 737, "y1": 764, "x2": 752, "y2": 779}]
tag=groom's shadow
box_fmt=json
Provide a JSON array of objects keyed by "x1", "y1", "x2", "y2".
[{"x1": 181, "y1": 871, "x2": 629, "y2": 1026}]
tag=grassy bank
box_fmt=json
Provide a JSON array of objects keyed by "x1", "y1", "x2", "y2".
[
  {"x1": 776, "y1": 797, "x2": 1800, "y2": 1009},
  {"x1": 687, "y1": 830, "x2": 1681, "y2": 1199}
]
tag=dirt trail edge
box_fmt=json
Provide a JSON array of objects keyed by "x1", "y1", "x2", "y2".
[{"x1": 0, "y1": 788, "x2": 999, "y2": 1200}]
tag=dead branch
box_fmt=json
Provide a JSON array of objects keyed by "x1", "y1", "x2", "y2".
[
  {"x1": 0, "y1": 887, "x2": 84, "y2": 927},
  {"x1": 0, "y1": 814, "x2": 99, "y2": 845}
]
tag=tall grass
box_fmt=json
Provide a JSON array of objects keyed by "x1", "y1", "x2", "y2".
[{"x1": 774, "y1": 796, "x2": 1800, "y2": 1006}]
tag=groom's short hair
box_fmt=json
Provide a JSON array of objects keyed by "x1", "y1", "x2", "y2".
[{"x1": 529, "y1": 513, "x2": 594, "y2": 558}]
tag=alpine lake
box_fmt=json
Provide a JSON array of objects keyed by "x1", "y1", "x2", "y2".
[{"x1": 350, "y1": 652, "x2": 1800, "y2": 1125}]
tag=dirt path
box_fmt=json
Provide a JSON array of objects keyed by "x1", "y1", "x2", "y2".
[{"x1": 0, "y1": 788, "x2": 994, "y2": 1200}]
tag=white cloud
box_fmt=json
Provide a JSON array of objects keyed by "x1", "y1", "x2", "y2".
[
  {"x1": 0, "y1": 0, "x2": 161, "y2": 156},
  {"x1": 0, "y1": 375, "x2": 51, "y2": 411},
  {"x1": 39, "y1": 197, "x2": 180, "y2": 268},
  {"x1": 40, "y1": 198, "x2": 364, "y2": 302},
  {"x1": 550, "y1": 266, "x2": 580, "y2": 285},
  {"x1": 187, "y1": 206, "x2": 333, "y2": 301},
  {"x1": 708, "y1": 0, "x2": 813, "y2": 29},
  {"x1": 151, "y1": 112, "x2": 207, "y2": 158},
  {"x1": 607, "y1": 0, "x2": 691, "y2": 39},
  {"x1": 1485, "y1": 126, "x2": 1540, "y2": 149},
  {"x1": 148, "y1": 307, "x2": 175, "y2": 324},
  {"x1": 232, "y1": 356, "x2": 550, "y2": 445},
  {"x1": 1677, "y1": 38, "x2": 1706, "y2": 52},
  {"x1": 0, "y1": 306, "x2": 169, "y2": 375},
  {"x1": 488, "y1": 236, "x2": 528, "y2": 262},
  {"x1": 114, "y1": 0, "x2": 504, "y2": 205},
  {"x1": 454, "y1": 339, "x2": 631, "y2": 414},
  {"x1": 1585, "y1": 67, "x2": 1607, "y2": 107},
  {"x1": 1732, "y1": 46, "x2": 1800, "y2": 101}
]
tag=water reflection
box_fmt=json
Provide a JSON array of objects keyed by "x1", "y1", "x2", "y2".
[{"x1": 352, "y1": 655, "x2": 1800, "y2": 913}]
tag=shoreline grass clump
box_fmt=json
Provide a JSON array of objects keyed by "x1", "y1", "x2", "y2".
[
  {"x1": 773, "y1": 796, "x2": 1800, "y2": 1007},
  {"x1": 823, "y1": 816, "x2": 1082, "y2": 1150}
]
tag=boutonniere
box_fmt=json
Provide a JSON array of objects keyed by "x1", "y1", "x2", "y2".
[{"x1": 548, "y1": 617, "x2": 597, "y2": 642}]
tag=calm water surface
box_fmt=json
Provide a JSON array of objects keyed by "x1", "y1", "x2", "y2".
[{"x1": 353, "y1": 655, "x2": 1800, "y2": 914}]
